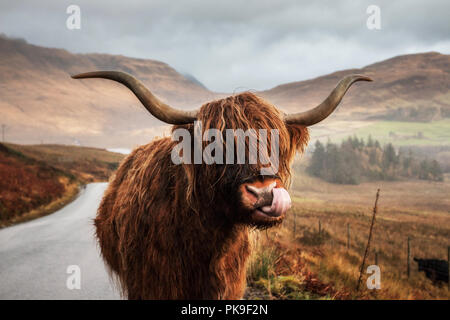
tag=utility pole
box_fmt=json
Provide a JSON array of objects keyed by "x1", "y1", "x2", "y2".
[{"x1": 1, "y1": 124, "x2": 5, "y2": 142}]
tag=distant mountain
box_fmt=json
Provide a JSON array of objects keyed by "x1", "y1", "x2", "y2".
[
  {"x1": 261, "y1": 52, "x2": 450, "y2": 121},
  {"x1": 0, "y1": 35, "x2": 219, "y2": 148},
  {"x1": 183, "y1": 73, "x2": 208, "y2": 89},
  {"x1": 0, "y1": 34, "x2": 448, "y2": 148}
]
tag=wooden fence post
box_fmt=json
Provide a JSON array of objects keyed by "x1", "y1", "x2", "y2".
[
  {"x1": 407, "y1": 237, "x2": 411, "y2": 279},
  {"x1": 347, "y1": 223, "x2": 350, "y2": 250},
  {"x1": 356, "y1": 189, "x2": 380, "y2": 291},
  {"x1": 1, "y1": 124, "x2": 6, "y2": 143},
  {"x1": 318, "y1": 220, "x2": 321, "y2": 236},
  {"x1": 293, "y1": 211, "x2": 296, "y2": 239}
]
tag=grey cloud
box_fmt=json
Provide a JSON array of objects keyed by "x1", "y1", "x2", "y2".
[{"x1": 0, "y1": 0, "x2": 449, "y2": 91}]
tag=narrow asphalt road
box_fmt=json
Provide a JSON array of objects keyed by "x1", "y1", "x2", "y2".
[{"x1": 0, "y1": 183, "x2": 121, "y2": 299}]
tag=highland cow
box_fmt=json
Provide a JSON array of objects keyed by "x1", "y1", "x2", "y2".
[
  {"x1": 72, "y1": 71, "x2": 372, "y2": 299},
  {"x1": 414, "y1": 257, "x2": 449, "y2": 284}
]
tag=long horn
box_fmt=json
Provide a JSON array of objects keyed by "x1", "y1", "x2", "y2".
[
  {"x1": 71, "y1": 71, "x2": 198, "y2": 125},
  {"x1": 284, "y1": 74, "x2": 373, "y2": 126}
]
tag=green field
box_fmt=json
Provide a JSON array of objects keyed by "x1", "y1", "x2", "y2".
[{"x1": 313, "y1": 119, "x2": 450, "y2": 147}]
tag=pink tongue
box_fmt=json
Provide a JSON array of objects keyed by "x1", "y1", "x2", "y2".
[{"x1": 261, "y1": 188, "x2": 291, "y2": 216}]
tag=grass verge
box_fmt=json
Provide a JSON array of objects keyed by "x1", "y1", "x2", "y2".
[{"x1": 0, "y1": 179, "x2": 81, "y2": 228}]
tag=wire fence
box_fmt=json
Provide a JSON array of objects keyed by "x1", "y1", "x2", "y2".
[{"x1": 286, "y1": 209, "x2": 450, "y2": 288}]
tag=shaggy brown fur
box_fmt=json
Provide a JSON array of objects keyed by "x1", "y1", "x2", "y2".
[{"x1": 95, "y1": 92, "x2": 309, "y2": 299}]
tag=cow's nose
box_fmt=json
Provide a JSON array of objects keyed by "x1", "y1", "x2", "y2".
[{"x1": 245, "y1": 182, "x2": 276, "y2": 207}]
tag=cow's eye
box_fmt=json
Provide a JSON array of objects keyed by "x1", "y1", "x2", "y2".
[
  {"x1": 264, "y1": 174, "x2": 281, "y2": 181},
  {"x1": 241, "y1": 174, "x2": 280, "y2": 184},
  {"x1": 241, "y1": 176, "x2": 256, "y2": 184}
]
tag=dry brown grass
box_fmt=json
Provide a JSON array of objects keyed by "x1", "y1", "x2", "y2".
[
  {"x1": 246, "y1": 164, "x2": 450, "y2": 300},
  {"x1": 0, "y1": 143, "x2": 124, "y2": 227},
  {"x1": 8, "y1": 143, "x2": 125, "y2": 182},
  {"x1": 0, "y1": 177, "x2": 80, "y2": 228}
]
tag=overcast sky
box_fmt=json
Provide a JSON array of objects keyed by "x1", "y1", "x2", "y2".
[{"x1": 1, "y1": 0, "x2": 449, "y2": 92}]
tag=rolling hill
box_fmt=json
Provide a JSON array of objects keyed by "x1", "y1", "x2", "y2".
[
  {"x1": 261, "y1": 51, "x2": 450, "y2": 121},
  {"x1": 0, "y1": 143, "x2": 125, "y2": 226},
  {"x1": 0, "y1": 34, "x2": 448, "y2": 149},
  {"x1": 0, "y1": 34, "x2": 219, "y2": 148}
]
